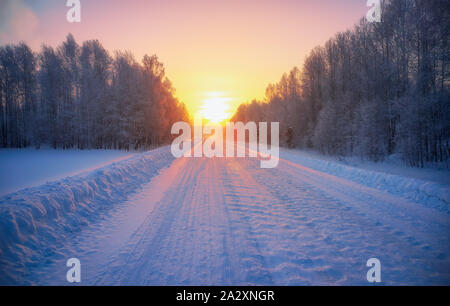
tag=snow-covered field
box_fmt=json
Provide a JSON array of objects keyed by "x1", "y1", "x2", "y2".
[
  {"x1": 282, "y1": 149, "x2": 449, "y2": 186},
  {"x1": 0, "y1": 146, "x2": 449, "y2": 285},
  {"x1": 0, "y1": 149, "x2": 137, "y2": 197},
  {"x1": 280, "y1": 149, "x2": 449, "y2": 213}
]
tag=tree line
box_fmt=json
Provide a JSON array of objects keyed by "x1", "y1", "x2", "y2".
[
  {"x1": 232, "y1": 0, "x2": 449, "y2": 167},
  {"x1": 0, "y1": 34, "x2": 189, "y2": 150}
]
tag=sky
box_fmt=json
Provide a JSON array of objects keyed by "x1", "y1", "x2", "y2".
[{"x1": 0, "y1": 0, "x2": 368, "y2": 118}]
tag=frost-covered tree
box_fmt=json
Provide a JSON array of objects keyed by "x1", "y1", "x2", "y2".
[
  {"x1": 0, "y1": 35, "x2": 189, "y2": 150},
  {"x1": 232, "y1": 0, "x2": 449, "y2": 167}
]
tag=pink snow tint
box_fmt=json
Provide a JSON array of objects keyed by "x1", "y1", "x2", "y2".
[{"x1": 0, "y1": 146, "x2": 449, "y2": 285}]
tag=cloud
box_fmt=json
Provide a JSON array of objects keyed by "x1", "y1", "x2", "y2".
[{"x1": 0, "y1": 0, "x2": 39, "y2": 44}]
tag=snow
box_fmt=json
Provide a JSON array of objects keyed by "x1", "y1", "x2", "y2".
[
  {"x1": 0, "y1": 146, "x2": 449, "y2": 285},
  {"x1": 0, "y1": 147, "x2": 174, "y2": 284},
  {"x1": 282, "y1": 149, "x2": 449, "y2": 186},
  {"x1": 0, "y1": 148, "x2": 138, "y2": 197},
  {"x1": 279, "y1": 149, "x2": 450, "y2": 213}
]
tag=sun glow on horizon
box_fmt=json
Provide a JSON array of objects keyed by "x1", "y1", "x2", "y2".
[
  {"x1": 198, "y1": 92, "x2": 233, "y2": 124},
  {"x1": 0, "y1": 1, "x2": 369, "y2": 125}
]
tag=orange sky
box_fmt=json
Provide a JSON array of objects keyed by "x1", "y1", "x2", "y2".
[{"x1": 0, "y1": 0, "x2": 368, "y2": 117}]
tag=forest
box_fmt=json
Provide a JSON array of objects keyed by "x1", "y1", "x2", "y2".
[
  {"x1": 0, "y1": 34, "x2": 189, "y2": 150},
  {"x1": 232, "y1": 0, "x2": 449, "y2": 167}
]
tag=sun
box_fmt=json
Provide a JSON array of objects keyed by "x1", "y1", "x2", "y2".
[{"x1": 198, "y1": 92, "x2": 233, "y2": 124}]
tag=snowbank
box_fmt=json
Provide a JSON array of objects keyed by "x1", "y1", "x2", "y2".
[
  {"x1": 281, "y1": 149, "x2": 449, "y2": 213},
  {"x1": 0, "y1": 147, "x2": 174, "y2": 284},
  {"x1": 0, "y1": 148, "x2": 138, "y2": 196}
]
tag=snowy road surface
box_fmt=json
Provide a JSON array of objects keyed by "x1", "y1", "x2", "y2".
[{"x1": 1, "y1": 147, "x2": 449, "y2": 285}]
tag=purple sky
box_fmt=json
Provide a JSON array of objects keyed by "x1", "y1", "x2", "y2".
[{"x1": 0, "y1": 0, "x2": 369, "y2": 115}]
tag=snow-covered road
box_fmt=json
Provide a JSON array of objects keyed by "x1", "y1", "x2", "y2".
[{"x1": 1, "y1": 147, "x2": 449, "y2": 285}]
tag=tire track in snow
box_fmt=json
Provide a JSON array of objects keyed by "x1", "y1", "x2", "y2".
[
  {"x1": 20, "y1": 147, "x2": 450, "y2": 285},
  {"x1": 241, "y1": 156, "x2": 450, "y2": 285},
  {"x1": 96, "y1": 156, "x2": 274, "y2": 285}
]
